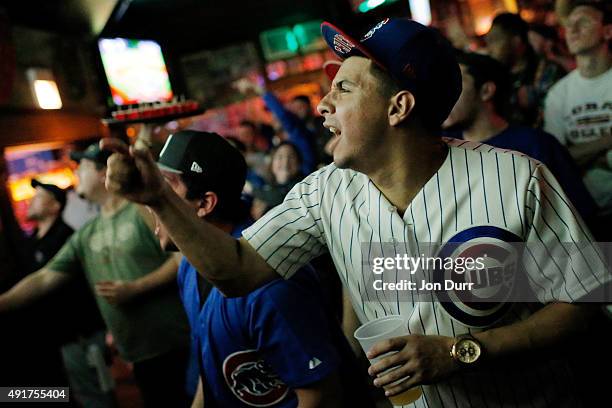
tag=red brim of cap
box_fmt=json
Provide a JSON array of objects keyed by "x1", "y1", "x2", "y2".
[
  {"x1": 323, "y1": 60, "x2": 342, "y2": 81},
  {"x1": 320, "y1": 22, "x2": 386, "y2": 71}
]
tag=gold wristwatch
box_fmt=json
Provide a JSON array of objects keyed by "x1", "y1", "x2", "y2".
[{"x1": 450, "y1": 334, "x2": 482, "y2": 364}]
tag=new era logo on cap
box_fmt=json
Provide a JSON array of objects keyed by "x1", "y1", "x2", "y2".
[
  {"x1": 362, "y1": 18, "x2": 389, "y2": 41},
  {"x1": 157, "y1": 130, "x2": 247, "y2": 205},
  {"x1": 308, "y1": 357, "x2": 322, "y2": 370},
  {"x1": 190, "y1": 161, "x2": 203, "y2": 173}
]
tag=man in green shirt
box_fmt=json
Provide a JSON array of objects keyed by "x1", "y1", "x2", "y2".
[{"x1": 0, "y1": 143, "x2": 191, "y2": 407}]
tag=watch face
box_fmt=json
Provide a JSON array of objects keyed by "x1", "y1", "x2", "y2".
[{"x1": 456, "y1": 339, "x2": 481, "y2": 363}]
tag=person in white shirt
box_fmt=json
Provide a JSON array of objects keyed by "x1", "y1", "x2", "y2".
[{"x1": 544, "y1": 2, "x2": 612, "y2": 220}]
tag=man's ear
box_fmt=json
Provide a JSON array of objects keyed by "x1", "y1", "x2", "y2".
[
  {"x1": 480, "y1": 81, "x2": 497, "y2": 103},
  {"x1": 603, "y1": 24, "x2": 612, "y2": 42},
  {"x1": 388, "y1": 90, "x2": 416, "y2": 126},
  {"x1": 196, "y1": 191, "x2": 219, "y2": 218},
  {"x1": 511, "y1": 35, "x2": 524, "y2": 53},
  {"x1": 50, "y1": 200, "x2": 62, "y2": 216}
]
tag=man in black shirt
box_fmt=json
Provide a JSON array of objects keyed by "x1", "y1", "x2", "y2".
[
  {"x1": 1, "y1": 180, "x2": 114, "y2": 406},
  {"x1": 25, "y1": 179, "x2": 74, "y2": 271},
  {"x1": 0, "y1": 180, "x2": 74, "y2": 389}
]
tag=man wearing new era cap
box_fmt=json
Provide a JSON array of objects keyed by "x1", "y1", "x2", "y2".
[
  {"x1": 103, "y1": 18, "x2": 608, "y2": 408},
  {"x1": 154, "y1": 130, "x2": 371, "y2": 408},
  {"x1": 156, "y1": 130, "x2": 250, "y2": 227},
  {"x1": 0, "y1": 142, "x2": 192, "y2": 407}
]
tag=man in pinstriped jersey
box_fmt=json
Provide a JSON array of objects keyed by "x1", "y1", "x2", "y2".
[{"x1": 103, "y1": 18, "x2": 610, "y2": 408}]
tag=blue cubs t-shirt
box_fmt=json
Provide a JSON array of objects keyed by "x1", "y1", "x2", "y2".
[{"x1": 177, "y1": 258, "x2": 370, "y2": 408}]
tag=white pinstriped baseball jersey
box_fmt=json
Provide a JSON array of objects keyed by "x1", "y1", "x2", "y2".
[{"x1": 243, "y1": 138, "x2": 609, "y2": 408}]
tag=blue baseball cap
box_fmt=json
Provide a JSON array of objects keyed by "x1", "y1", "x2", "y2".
[{"x1": 321, "y1": 18, "x2": 462, "y2": 127}]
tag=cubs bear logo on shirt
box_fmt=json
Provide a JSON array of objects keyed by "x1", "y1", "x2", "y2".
[{"x1": 223, "y1": 349, "x2": 290, "y2": 406}]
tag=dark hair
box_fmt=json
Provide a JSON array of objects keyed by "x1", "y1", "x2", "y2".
[
  {"x1": 224, "y1": 136, "x2": 247, "y2": 153},
  {"x1": 571, "y1": 1, "x2": 612, "y2": 25},
  {"x1": 271, "y1": 141, "x2": 303, "y2": 165},
  {"x1": 368, "y1": 61, "x2": 441, "y2": 130},
  {"x1": 239, "y1": 120, "x2": 257, "y2": 131},
  {"x1": 455, "y1": 51, "x2": 512, "y2": 118},
  {"x1": 492, "y1": 13, "x2": 530, "y2": 44},
  {"x1": 292, "y1": 95, "x2": 311, "y2": 106},
  {"x1": 259, "y1": 124, "x2": 275, "y2": 146},
  {"x1": 529, "y1": 23, "x2": 558, "y2": 41},
  {"x1": 180, "y1": 174, "x2": 248, "y2": 225},
  {"x1": 57, "y1": 196, "x2": 68, "y2": 213},
  {"x1": 368, "y1": 62, "x2": 402, "y2": 98}
]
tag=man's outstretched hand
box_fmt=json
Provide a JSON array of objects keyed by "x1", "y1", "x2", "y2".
[{"x1": 100, "y1": 138, "x2": 166, "y2": 206}]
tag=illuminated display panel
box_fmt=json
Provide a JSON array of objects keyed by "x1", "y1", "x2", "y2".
[
  {"x1": 98, "y1": 38, "x2": 174, "y2": 106},
  {"x1": 350, "y1": 0, "x2": 400, "y2": 13},
  {"x1": 259, "y1": 27, "x2": 299, "y2": 62}
]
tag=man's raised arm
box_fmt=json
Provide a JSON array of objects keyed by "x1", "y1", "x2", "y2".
[{"x1": 101, "y1": 138, "x2": 278, "y2": 297}]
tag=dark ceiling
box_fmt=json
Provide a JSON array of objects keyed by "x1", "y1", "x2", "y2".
[
  {"x1": 0, "y1": 0, "x2": 391, "y2": 55},
  {"x1": 103, "y1": 0, "x2": 353, "y2": 53},
  {"x1": 0, "y1": 0, "x2": 95, "y2": 35}
]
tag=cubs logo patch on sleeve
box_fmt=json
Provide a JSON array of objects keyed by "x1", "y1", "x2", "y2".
[{"x1": 223, "y1": 349, "x2": 290, "y2": 406}]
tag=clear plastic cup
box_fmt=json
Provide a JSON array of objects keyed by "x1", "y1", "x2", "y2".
[{"x1": 354, "y1": 315, "x2": 422, "y2": 406}]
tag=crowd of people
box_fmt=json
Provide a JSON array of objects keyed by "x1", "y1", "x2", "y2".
[{"x1": 0, "y1": 1, "x2": 610, "y2": 407}]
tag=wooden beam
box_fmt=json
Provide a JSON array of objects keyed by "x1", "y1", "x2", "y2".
[{"x1": 0, "y1": 111, "x2": 104, "y2": 148}]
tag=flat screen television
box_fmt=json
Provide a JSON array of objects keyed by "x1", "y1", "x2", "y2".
[{"x1": 98, "y1": 38, "x2": 174, "y2": 106}]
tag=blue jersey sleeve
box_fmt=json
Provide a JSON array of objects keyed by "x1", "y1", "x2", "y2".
[
  {"x1": 177, "y1": 257, "x2": 189, "y2": 302},
  {"x1": 248, "y1": 280, "x2": 340, "y2": 388}
]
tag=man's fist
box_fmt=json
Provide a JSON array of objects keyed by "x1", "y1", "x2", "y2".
[{"x1": 100, "y1": 138, "x2": 166, "y2": 206}]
